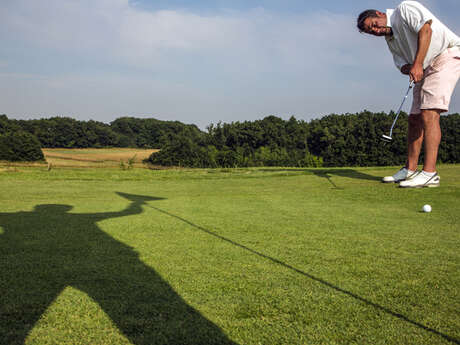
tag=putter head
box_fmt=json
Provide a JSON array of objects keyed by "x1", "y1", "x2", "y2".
[{"x1": 381, "y1": 134, "x2": 393, "y2": 142}]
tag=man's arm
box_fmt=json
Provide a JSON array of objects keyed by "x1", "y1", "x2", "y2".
[
  {"x1": 90, "y1": 193, "x2": 165, "y2": 222},
  {"x1": 409, "y1": 21, "x2": 432, "y2": 82}
]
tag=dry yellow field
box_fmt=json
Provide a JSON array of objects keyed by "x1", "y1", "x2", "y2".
[{"x1": 42, "y1": 148, "x2": 159, "y2": 168}]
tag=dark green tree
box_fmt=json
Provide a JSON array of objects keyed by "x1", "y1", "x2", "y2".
[{"x1": 0, "y1": 131, "x2": 44, "y2": 162}]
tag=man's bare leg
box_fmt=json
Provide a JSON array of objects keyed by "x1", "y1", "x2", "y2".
[
  {"x1": 406, "y1": 113, "x2": 424, "y2": 171},
  {"x1": 421, "y1": 109, "x2": 442, "y2": 173}
]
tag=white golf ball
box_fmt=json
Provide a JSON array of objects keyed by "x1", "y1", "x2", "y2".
[{"x1": 422, "y1": 204, "x2": 432, "y2": 213}]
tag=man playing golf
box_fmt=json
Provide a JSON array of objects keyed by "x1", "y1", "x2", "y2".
[{"x1": 357, "y1": 1, "x2": 460, "y2": 187}]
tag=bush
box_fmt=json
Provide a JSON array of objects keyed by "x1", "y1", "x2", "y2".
[
  {"x1": 147, "y1": 134, "x2": 214, "y2": 168},
  {"x1": 0, "y1": 131, "x2": 45, "y2": 162}
]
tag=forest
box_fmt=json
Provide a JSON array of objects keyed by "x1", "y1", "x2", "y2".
[{"x1": 1, "y1": 112, "x2": 459, "y2": 167}]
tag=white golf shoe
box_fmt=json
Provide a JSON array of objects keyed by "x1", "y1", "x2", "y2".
[
  {"x1": 382, "y1": 167, "x2": 417, "y2": 183},
  {"x1": 399, "y1": 171, "x2": 440, "y2": 188}
]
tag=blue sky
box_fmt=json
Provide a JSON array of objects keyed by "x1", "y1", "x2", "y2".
[{"x1": 1, "y1": 0, "x2": 459, "y2": 129}]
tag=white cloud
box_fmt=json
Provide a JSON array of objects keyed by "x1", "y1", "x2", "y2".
[{"x1": 1, "y1": 1, "x2": 383, "y2": 73}]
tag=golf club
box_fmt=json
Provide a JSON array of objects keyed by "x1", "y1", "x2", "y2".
[{"x1": 382, "y1": 80, "x2": 415, "y2": 142}]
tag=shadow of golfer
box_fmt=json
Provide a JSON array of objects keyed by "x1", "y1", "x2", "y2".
[
  {"x1": 310, "y1": 168, "x2": 381, "y2": 182},
  {"x1": 0, "y1": 192, "x2": 237, "y2": 345},
  {"x1": 260, "y1": 168, "x2": 381, "y2": 189},
  {"x1": 310, "y1": 169, "x2": 381, "y2": 189}
]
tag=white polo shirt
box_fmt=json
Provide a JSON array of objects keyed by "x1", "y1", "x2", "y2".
[{"x1": 385, "y1": 1, "x2": 460, "y2": 71}]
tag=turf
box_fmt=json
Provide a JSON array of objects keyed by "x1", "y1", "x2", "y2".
[{"x1": 0, "y1": 165, "x2": 459, "y2": 345}]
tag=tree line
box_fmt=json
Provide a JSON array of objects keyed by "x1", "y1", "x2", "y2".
[
  {"x1": 1, "y1": 112, "x2": 459, "y2": 167},
  {"x1": 0, "y1": 115, "x2": 201, "y2": 148},
  {"x1": 148, "y1": 111, "x2": 460, "y2": 167},
  {"x1": 0, "y1": 115, "x2": 202, "y2": 162}
]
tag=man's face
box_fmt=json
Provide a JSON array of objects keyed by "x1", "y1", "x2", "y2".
[{"x1": 363, "y1": 12, "x2": 392, "y2": 36}]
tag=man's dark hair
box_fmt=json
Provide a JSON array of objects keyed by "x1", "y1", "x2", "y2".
[{"x1": 357, "y1": 10, "x2": 379, "y2": 32}]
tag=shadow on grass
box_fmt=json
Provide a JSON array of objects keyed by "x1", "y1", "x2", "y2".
[
  {"x1": 148, "y1": 205, "x2": 459, "y2": 345},
  {"x1": 0, "y1": 192, "x2": 238, "y2": 345},
  {"x1": 260, "y1": 168, "x2": 381, "y2": 189}
]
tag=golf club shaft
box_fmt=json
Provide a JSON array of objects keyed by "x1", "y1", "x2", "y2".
[{"x1": 388, "y1": 80, "x2": 415, "y2": 137}]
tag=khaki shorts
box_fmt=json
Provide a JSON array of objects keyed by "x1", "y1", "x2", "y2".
[{"x1": 411, "y1": 47, "x2": 460, "y2": 114}]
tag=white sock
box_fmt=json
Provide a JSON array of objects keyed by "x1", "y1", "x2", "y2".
[{"x1": 422, "y1": 170, "x2": 436, "y2": 177}]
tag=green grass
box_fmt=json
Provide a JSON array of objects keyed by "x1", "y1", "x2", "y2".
[{"x1": 0, "y1": 165, "x2": 459, "y2": 345}]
